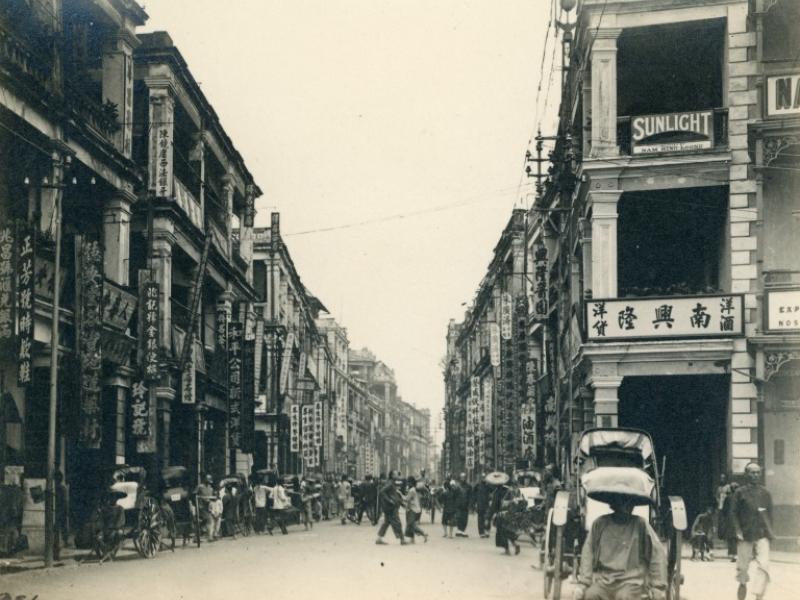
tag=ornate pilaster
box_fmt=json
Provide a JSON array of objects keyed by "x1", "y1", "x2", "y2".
[
  {"x1": 103, "y1": 190, "x2": 135, "y2": 286},
  {"x1": 589, "y1": 189, "x2": 622, "y2": 298},
  {"x1": 589, "y1": 29, "x2": 622, "y2": 158}
]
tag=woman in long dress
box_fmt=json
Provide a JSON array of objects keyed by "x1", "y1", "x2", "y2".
[{"x1": 441, "y1": 480, "x2": 459, "y2": 538}]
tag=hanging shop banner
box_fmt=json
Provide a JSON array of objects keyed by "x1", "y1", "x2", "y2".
[
  {"x1": 139, "y1": 275, "x2": 160, "y2": 381},
  {"x1": 482, "y1": 376, "x2": 493, "y2": 434},
  {"x1": 15, "y1": 223, "x2": 35, "y2": 386},
  {"x1": 181, "y1": 342, "x2": 196, "y2": 405},
  {"x1": 0, "y1": 225, "x2": 14, "y2": 342},
  {"x1": 520, "y1": 403, "x2": 536, "y2": 463},
  {"x1": 102, "y1": 281, "x2": 136, "y2": 331},
  {"x1": 500, "y1": 292, "x2": 513, "y2": 340},
  {"x1": 301, "y1": 404, "x2": 314, "y2": 466},
  {"x1": 290, "y1": 403, "x2": 300, "y2": 453},
  {"x1": 228, "y1": 321, "x2": 243, "y2": 448},
  {"x1": 130, "y1": 380, "x2": 150, "y2": 438},
  {"x1": 244, "y1": 184, "x2": 256, "y2": 228},
  {"x1": 240, "y1": 338, "x2": 256, "y2": 453},
  {"x1": 586, "y1": 295, "x2": 744, "y2": 341},
  {"x1": 279, "y1": 332, "x2": 295, "y2": 395},
  {"x1": 631, "y1": 110, "x2": 714, "y2": 154},
  {"x1": 533, "y1": 244, "x2": 548, "y2": 320},
  {"x1": 765, "y1": 289, "x2": 800, "y2": 332},
  {"x1": 526, "y1": 338, "x2": 539, "y2": 406},
  {"x1": 254, "y1": 318, "x2": 264, "y2": 395},
  {"x1": 75, "y1": 236, "x2": 103, "y2": 448},
  {"x1": 313, "y1": 400, "x2": 323, "y2": 448},
  {"x1": 766, "y1": 73, "x2": 800, "y2": 117},
  {"x1": 489, "y1": 323, "x2": 500, "y2": 367},
  {"x1": 298, "y1": 351, "x2": 307, "y2": 378}
]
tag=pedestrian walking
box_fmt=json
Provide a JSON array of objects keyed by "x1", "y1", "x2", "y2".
[
  {"x1": 338, "y1": 474, "x2": 353, "y2": 525},
  {"x1": 357, "y1": 474, "x2": 377, "y2": 525},
  {"x1": 732, "y1": 462, "x2": 775, "y2": 600},
  {"x1": 403, "y1": 476, "x2": 428, "y2": 543},
  {"x1": 266, "y1": 473, "x2": 290, "y2": 535},
  {"x1": 454, "y1": 472, "x2": 471, "y2": 537},
  {"x1": 300, "y1": 480, "x2": 314, "y2": 530},
  {"x1": 441, "y1": 479, "x2": 459, "y2": 539},
  {"x1": 719, "y1": 481, "x2": 740, "y2": 561},
  {"x1": 376, "y1": 470, "x2": 407, "y2": 545},
  {"x1": 474, "y1": 475, "x2": 492, "y2": 538},
  {"x1": 495, "y1": 488, "x2": 525, "y2": 556},
  {"x1": 322, "y1": 475, "x2": 335, "y2": 520},
  {"x1": 691, "y1": 503, "x2": 715, "y2": 561},
  {"x1": 253, "y1": 478, "x2": 270, "y2": 534},
  {"x1": 196, "y1": 473, "x2": 220, "y2": 542}
]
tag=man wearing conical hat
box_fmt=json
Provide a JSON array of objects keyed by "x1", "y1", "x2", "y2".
[{"x1": 573, "y1": 472, "x2": 667, "y2": 600}]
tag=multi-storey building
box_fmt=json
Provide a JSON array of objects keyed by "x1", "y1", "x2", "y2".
[
  {"x1": 131, "y1": 31, "x2": 261, "y2": 484},
  {"x1": 521, "y1": 0, "x2": 798, "y2": 540},
  {"x1": 1, "y1": 0, "x2": 149, "y2": 551},
  {"x1": 316, "y1": 316, "x2": 350, "y2": 472},
  {"x1": 251, "y1": 213, "x2": 333, "y2": 476},
  {"x1": 443, "y1": 210, "x2": 529, "y2": 481}
]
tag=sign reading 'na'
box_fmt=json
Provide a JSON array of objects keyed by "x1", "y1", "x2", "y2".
[
  {"x1": 586, "y1": 294, "x2": 744, "y2": 341},
  {"x1": 766, "y1": 74, "x2": 800, "y2": 117},
  {"x1": 631, "y1": 110, "x2": 714, "y2": 154}
]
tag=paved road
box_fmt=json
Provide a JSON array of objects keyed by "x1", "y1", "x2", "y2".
[{"x1": 2, "y1": 514, "x2": 798, "y2": 600}]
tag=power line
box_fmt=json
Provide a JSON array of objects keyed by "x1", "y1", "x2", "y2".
[{"x1": 283, "y1": 186, "x2": 524, "y2": 237}]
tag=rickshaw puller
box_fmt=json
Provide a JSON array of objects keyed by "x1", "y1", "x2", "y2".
[{"x1": 573, "y1": 493, "x2": 667, "y2": 600}]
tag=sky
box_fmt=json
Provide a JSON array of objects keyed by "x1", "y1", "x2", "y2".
[{"x1": 140, "y1": 0, "x2": 561, "y2": 441}]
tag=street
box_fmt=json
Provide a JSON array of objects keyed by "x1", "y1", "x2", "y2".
[{"x1": 2, "y1": 513, "x2": 799, "y2": 600}]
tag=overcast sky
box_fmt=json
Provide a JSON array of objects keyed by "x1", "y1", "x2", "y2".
[{"x1": 141, "y1": 0, "x2": 559, "y2": 440}]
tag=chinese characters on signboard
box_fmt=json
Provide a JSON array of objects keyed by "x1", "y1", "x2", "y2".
[
  {"x1": 313, "y1": 400, "x2": 323, "y2": 448},
  {"x1": 489, "y1": 323, "x2": 500, "y2": 367},
  {"x1": 0, "y1": 226, "x2": 14, "y2": 341},
  {"x1": 500, "y1": 292, "x2": 513, "y2": 340},
  {"x1": 140, "y1": 278, "x2": 160, "y2": 381},
  {"x1": 290, "y1": 404, "x2": 300, "y2": 453},
  {"x1": 301, "y1": 404, "x2": 317, "y2": 467},
  {"x1": 240, "y1": 337, "x2": 255, "y2": 453},
  {"x1": 279, "y1": 332, "x2": 295, "y2": 395},
  {"x1": 244, "y1": 184, "x2": 256, "y2": 228},
  {"x1": 587, "y1": 295, "x2": 744, "y2": 341},
  {"x1": 532, "y1": 244, "x2": 548, "y2": 320},
  {"x1": 102, "y1": 281, "x2": 136, "y2": 331},
  {"x1": 130, "y1": 380, "x2": 150, "y2": 438},
  {"x1": 465, "y1": 376, "x2": 477, "y2": 471},
  {"x1": 16, "y1": 224, "x2": 34, "y2": 385},
  {"x1": 149, "y1": 96, "x2": 173, "y2": 198},
  {"x1": 228, "y1": 321, "x2": 243, "y2": 448},
  {"x1": 76, "y1": 237, "x2": 103, "y2": 448},
  {"x1": 181, "y1": 343, "x2": 195, "y2": 405},
  {"x1": 520, "y1": 403, "x2": 535, "y2": 464}
]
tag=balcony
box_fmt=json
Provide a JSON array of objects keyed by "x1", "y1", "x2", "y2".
[
  {"x1": 174, "y1": 177, "x2": 204, "y2": 231},
  {"x1": 616, "y1": 109, "x2": 728, "y2": 156},
  {"x1": 0, "y1": 15, "x2": 53, "y2": 93}
]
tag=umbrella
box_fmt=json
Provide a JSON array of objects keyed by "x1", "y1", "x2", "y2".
[{"x1": 485, "y1": 471, "x2": 510, "y2": 486}]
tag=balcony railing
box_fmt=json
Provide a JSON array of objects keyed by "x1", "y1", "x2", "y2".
[{"x1": 616, "y1": 108, "x2": 728, "y2": 156}]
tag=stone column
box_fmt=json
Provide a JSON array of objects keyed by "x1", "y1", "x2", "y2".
[
  {"x1": 150, "y1": 226, "x2": 175, "y2": 351},
  {"x1": 590, "y1": 29, "x2": 622, "y2": 158},
  {"x1": 590, "y1": 376, "x2": 623, "y2": 428},
  {"x1": 102, "y1": 32, "x2": 138, "y2": 157},
  {"x1": 103, "y1": 191, "x2": 135, "y2": 286},
  {"x1": 590, "y1": 190, "x2": 622, "y2": 298}
]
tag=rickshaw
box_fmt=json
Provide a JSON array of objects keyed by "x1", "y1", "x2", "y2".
[
  {"x1": 218, "y1": 474, "x2": 254, "y2": 537},
  {"x1": 87, "y1": 466, "x2": 165, "y2": 562},
  {"x1": 160, "y1": 466, "x2": 201, "y2": 550},
  {"x1": 542, "y1": 428, "x2": 687, "y2": 600}
]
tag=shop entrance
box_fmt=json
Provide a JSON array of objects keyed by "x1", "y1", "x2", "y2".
[{"x1": 618, "y1": 374, "x2": 728, "y2": 523}]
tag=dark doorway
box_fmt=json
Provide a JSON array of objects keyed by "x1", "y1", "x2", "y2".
[{"x1": 618, "y1": 375, "x2": 728, "y2": 524}]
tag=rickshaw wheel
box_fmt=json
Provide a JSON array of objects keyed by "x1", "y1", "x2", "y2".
[{"x1": 134, "y1": 496, "x2": 163, "y2": 558}]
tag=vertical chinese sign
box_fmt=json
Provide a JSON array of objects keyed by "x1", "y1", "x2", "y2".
[
  {"x1": 240, "y1": 335, "x2": 255, "y2": 453},
  {"x1": 15, "y1": 224, "x2": 34, "y2": 386},
  {"x1": 181, "y1": 343, "x2": 195, "y2": 405},
  {"x1": 75, "y1": 237, "x2": 103, "y2": 448},
  {"x1": 532, "y1": 244, "x2": 548, "y2": 320},
  {"x1": 301, "y1": 404, "x2": 314, "y2": 468},
  {"x1": 133, "y1": 275, "x2": 159, "y2": 444},
  {"x1": 290, "y1": 403, "x2": 300, "y2": 453},
  {"x1": 149, "y1": 96, "x2": 174, "y2": 199},
  {"x1": 279, "y1": 332, "x2": 295, "y2": 396},
  {"x1": 228, "y1": 321, "x2": 243, "y2": 449},
  {"x1": 0, "y1": 225, "x2": 14, "y2": 344},
  {"x1": 465, "y1": 377, "x2": 476, "y2": 472}
]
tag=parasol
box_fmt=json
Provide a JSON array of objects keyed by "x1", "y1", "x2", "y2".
[{"x1": 485, "y1": 471, "x2": 510, "y2": 486}]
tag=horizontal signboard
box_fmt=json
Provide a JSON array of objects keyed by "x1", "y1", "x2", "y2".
[
  {"x1": 631, "y1": 110, "x2": 714, "y2": 155},
  {"x1": 765, "y1": 289, "x2": 800, "y2": 332},
  {"x1": 766, "y1": 73, "x2": 800, "y2": 117},
  {"x1": 586, "y1": 294, "x2": 744, "y2": 341}
]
